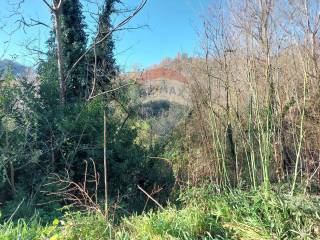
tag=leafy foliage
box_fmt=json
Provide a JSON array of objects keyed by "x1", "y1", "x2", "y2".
[
  {"x1": 90, "y1": 0, "x2": 120, "y2": 91},
  {"x1": 61, "y1": 0, "x2": 87, "y2": 101}
]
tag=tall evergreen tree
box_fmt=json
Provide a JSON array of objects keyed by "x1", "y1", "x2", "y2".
[
  {"x1": 61, "y1": 0, "x2": 87, "y2": 101},
  {"x1": 91, "y1": 0, "x2": 119, "y2": 92}
]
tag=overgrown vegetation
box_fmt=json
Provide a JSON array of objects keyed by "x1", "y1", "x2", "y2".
[
  {"x1": 2, "y1": 187, "x2": 320, "y2": 239},
  {"x1": 1, "y1": 0, "x2": 320, "y2": 239}
]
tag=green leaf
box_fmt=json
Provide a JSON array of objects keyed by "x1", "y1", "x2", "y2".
[{"x1": 52, "y1": 218, "x2": 59, "y2": 226}]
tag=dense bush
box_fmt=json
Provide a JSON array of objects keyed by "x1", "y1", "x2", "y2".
[{"x1": 0, "y1": 68, "x2": 175, "y2": 221}]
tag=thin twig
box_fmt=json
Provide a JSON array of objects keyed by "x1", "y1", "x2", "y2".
[
  {"x1": 137, "y1": 185, "x2": 164, "y2": 210},
  {"x1": 7, "y1": 198, "x2": 25, "y2": 222}
]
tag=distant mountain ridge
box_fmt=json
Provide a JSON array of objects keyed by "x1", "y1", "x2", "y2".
[{"x1": 0, "y1": 59, "x2": 31, "y2": 76}]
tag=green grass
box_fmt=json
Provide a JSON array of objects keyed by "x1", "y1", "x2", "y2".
[{"x1": 1, "y1": 187, "x2": 320, "y2": 239}]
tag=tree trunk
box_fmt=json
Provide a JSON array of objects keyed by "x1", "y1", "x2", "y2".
[
  {"x1": 103, "y1": 110, "x2": 108, "y2": 219},
  {"x1": 5, "y1": 130, "x2": 15, "y2": 193},
  {"x1": 53, "y1": 7, "x2": 66, "y2": 106},
  {"x1": 9, "y1": 161, "x2": 15, "y2": 193}
]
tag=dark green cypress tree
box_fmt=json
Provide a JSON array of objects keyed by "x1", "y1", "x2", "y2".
[
  {"x1": 91, "y1": 0, "x2": 119, "y2": 92},
  {"x1": 61, "y1": 0, "x2": 87, "y2": 101}
]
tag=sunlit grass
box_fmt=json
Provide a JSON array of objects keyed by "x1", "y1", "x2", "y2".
[{"x1": 1, "y1": 187, "x2": 320, "y2": 240}]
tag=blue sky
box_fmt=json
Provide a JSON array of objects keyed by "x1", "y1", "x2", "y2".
[{"x1": 0, "y1": 0, "x2": 210, "y2": 70}]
